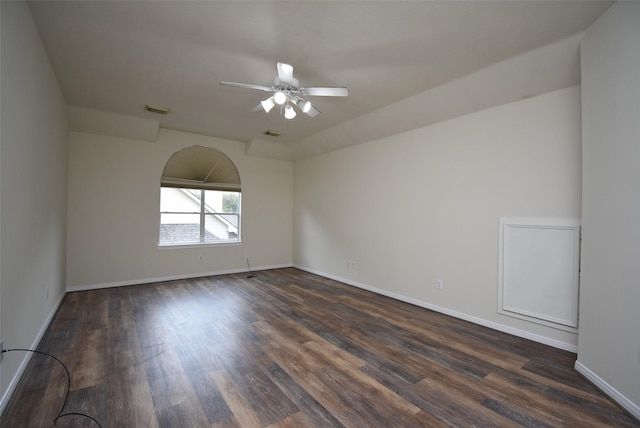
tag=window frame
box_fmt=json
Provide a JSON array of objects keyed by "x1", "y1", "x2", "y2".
[{"x1": 158, "y1": 187, "x2": 242, "y2": 247}]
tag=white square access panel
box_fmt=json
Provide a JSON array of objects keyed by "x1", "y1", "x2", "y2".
[{"x1": 498, "y1": 217, "x2": 581, "y2": 332}]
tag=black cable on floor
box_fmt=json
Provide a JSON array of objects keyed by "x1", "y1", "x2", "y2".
[
  {"x1": 246, "y1": 258, "x2": 257, "y2": 278},
  {"x1": 2, "y1": 348, "x2": 103, "y2": 427}
]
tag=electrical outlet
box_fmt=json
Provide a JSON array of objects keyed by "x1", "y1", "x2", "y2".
[
  {"x1": 435, "y1": 278, "x2": 444, "y2": 290},
  {"x1": 198, "y1": 255, "x2": 204, "y2": 262},
  {"x1": 347, "y1": 260, "x2": 356, "y2": 269}
]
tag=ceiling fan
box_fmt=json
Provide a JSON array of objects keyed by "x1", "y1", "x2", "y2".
[{"x1": 220, "y1": 62, "x2": 348, "y2": 119}]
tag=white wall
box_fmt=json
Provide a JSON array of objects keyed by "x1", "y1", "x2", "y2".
[
  {"x1": 577, "y1": 1, "x2": 640, "y2": 418},
  {"x1": 0, "y1": 0, "x2": 68, "y2": 403},
  {"x1": 294, "y1": 86, "x2": 582, "y2": 349},
  {"x1": 66, "y1": 129, "x2": 293, "y2": 289}
]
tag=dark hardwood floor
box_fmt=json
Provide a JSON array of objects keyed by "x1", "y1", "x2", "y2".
[{"x1": 1, "y1": 268, "x2": 638, "y2": 427}]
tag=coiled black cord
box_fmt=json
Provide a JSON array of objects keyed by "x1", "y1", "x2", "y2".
[{"x1": 2, "y1": 348, "x2": 102, "y2": 427}]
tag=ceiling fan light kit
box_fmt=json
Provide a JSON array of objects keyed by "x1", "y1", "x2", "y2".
[{"x1": 220, "y1": 62, "x2": 348, "y2": 120}]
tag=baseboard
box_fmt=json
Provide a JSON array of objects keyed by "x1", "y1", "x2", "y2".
[
  {"x1": 294, "y1": 264, "x2": 577, "y2": 353},
  {"x1": 66, "y1": 263, "x2": 293, "y2": 292},
  {"x1": 574, "y1": 361, "x2": 640, "y2": 421},
  {"x1": 0, "y1": 291, "x2": 66, "y2": 416}
]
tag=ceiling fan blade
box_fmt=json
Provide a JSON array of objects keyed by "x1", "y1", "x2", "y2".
[
  {"x1": 251, "y1": 103, "x2": 264, "y2": 112},
  {"x1": 301, "y1": 87, "x2": 348, "y2": 97},
  {"x1": 277, "y1": 62, "x2": 295, "y2": 85},
  {"x1": 220, "y1": 81, "x2": 273, "y2": 92}
]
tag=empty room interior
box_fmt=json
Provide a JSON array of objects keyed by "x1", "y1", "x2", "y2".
[{"x1": 1, "y1": 1, "x2": 639, "y2": 426}]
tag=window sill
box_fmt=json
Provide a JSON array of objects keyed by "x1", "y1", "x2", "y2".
[{"x1": 157, "y1": 241, "x2": 242, "y2": 250}]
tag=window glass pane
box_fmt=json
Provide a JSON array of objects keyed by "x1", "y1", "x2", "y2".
[
  {"x1": 204, "y1": 213, "x2": 239, "y2": 243},
  {"x1": 160, "y1": 187, "x2": 201, "y2": 213},
  {"x1": 205, "y1": 190, "x2": 240, "y2": 213},
  {"x1": 159, "y1": 213, "x2": 200, "y2": 245}
]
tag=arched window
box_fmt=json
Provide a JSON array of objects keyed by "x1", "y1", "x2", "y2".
[{"x1": 159, "y1": 146, "x2": 241, "y2": 246}]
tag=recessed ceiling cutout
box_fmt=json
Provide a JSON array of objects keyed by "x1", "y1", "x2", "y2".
[{"x1": 145, "y1": 104, "x2": 170, "y2": 115}]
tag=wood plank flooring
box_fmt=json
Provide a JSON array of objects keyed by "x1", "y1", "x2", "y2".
[{"x1": 2, "y1": 268, "x2": 638, "y2": 427}]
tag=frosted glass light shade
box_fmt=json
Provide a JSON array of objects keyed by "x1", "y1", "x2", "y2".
[
  {"x1": 284, "y1": 104, "x2": 296, "y2": 119},
  {"x1": 273, "y1": 91, "x2": 287, "y2": 105},
  {"x1": 261, "y1": 97, "x2": 275, "y2": 113}
]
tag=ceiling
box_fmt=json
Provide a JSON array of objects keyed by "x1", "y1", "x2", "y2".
[{"x1": 27, "y1": 1, "x2": 612, "y2": 159}]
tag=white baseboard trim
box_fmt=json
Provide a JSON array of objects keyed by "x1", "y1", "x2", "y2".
[
  {"x1": 294, "y1": 264, "x2": 577, "y2": 353},
  {"x1": 66, "y1": 263, "x2": 292, "y2": 292},
  {"x1": 0, "y1": 292, "x2": 66, "y2": 416},
  {"x1": 575, "y1": 361, "x2": 640, "y2": 420}
]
